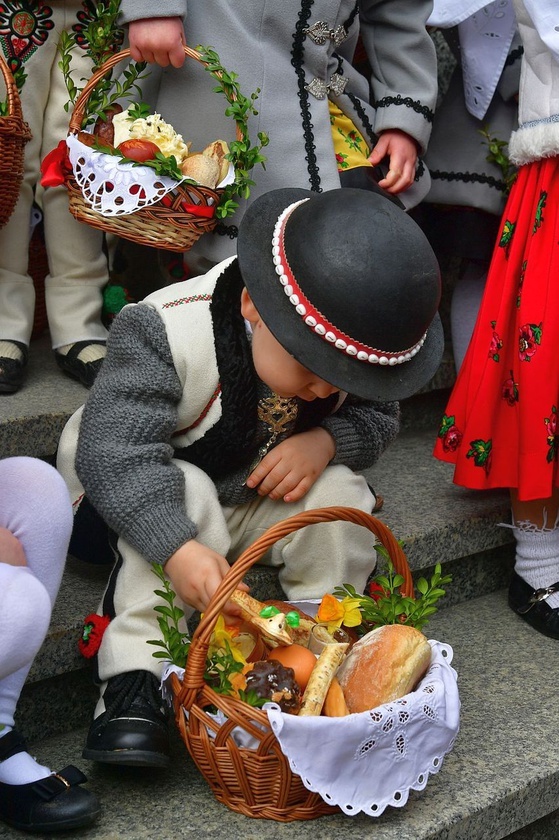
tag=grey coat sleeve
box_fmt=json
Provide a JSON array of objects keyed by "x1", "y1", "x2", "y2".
[
  {"x1": 118, "y1": 0, "x2": 186, "y2": 25},
  {"x1": 75, "y1": 303, "x2": 198, "y2": 565},
  {"x1": 321, "y1": 395, "x2": 400, "y2": 472},
  {"x1": 359, "y1": 0, "x2": 437, "y2": 153}
]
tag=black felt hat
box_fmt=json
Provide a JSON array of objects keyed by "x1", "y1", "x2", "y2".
[{"x1": 237, "y1": 187, "x2": 443, "y2": 402}]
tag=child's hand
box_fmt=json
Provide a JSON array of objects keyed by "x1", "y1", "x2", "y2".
[
  {"x1": 246, "y1": 428, "x2": 336, "y2": 502},
  {"x1": 164, "y1": 539, "x2": 248, "y2": 618},
  {"x1": 368, "y1": 129, "x2": 419, "y2": 194},
  {"x1": 128, "y1": 17, "x2": 186, "y2": 68}
]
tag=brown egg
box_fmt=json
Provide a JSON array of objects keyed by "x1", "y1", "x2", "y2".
[{"x1": 267, "y1": 644, "x2": 317, "y2": 691}]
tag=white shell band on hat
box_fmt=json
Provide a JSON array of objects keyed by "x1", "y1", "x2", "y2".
[{"x1": 272, "y1": 199, "x2": 427, "y2": 367}]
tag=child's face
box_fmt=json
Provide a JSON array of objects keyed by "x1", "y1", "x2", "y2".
[{"x1": 240, "y1": 288, "x2": 340, "y2": 401}]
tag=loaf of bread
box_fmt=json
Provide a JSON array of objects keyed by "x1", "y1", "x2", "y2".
[
  {"x1": 336, "y1": 624, "x2": 431, "y2": 713},
  {"x1": 180, "y1": 153, "x2": 220, "y2": 188}
]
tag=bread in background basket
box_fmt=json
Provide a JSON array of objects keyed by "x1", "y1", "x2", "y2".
[
  {"x1": 150, "y1": 508, "x2": 460, "y2": 821},
  {"x1": 50, "y1": 43, "x2": 268, "y2": 252}
]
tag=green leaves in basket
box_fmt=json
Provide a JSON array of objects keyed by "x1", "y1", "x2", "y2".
[
  {"x1": 334, "y1": 562, "x2": 452, "y2": 634},
  {"x1": 196, "y1": 45, "x2": 269, "y2": 219},
  {"x1": 148, "y1": 564, "x2": 265, "y2": 708},
  {"x1": 148, "y1": 563, "x2": 191, "y2": 667},
  {"x1": 59, "y1": 0, "x2": 148, "y2": 127},
  {"x1": 0, "y1": 65, "x2": 27, "y2": 116}
]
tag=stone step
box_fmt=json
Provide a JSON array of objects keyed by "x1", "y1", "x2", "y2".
[
  {"x1": 6, "y1": 588, "x2": 558, "y2": 840},
  {"x1": 16, "y1": 430, "x2": 513, "y2": 700}
]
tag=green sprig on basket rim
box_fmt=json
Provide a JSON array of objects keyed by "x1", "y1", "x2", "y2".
[
  {"x1": 196, "y1": 44, "x2": 269, "y2": 219},
  {"x1": 334, "y1": 559, "x2": 452, "y2": 634},
  {"x1": 148, "y1": 564, "x2": 265, "y2": 708}
]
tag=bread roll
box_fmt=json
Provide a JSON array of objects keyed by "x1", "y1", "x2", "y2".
[
  {"x1": 180, "y1": 153, "x2": 220, "y2": 188},
  {"x1": 336, "y1": 624, "x2": 431, "y2": 713},
  {"x1": 202, "y1": 139, "x2": 230, "y2": 182}
]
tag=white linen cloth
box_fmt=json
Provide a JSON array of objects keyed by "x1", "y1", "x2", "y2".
[
  {"x1": 163, "y1": 639, "x2": 459, "y2": 817},
  {"x1": 428, "y1": 1, "x2": 517, "y2": 119},
  {"x1": 266, "y1": 640, "x2": 459, "y2": 817}
]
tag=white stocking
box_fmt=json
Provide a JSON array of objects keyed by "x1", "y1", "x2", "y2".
[{"x1": 513, "y1": 521, "x2": 559, "y2": 609}]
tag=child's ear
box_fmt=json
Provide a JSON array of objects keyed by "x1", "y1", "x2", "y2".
[{"x1": 240, "y1": 287, "x2": 260, "y2": 322}]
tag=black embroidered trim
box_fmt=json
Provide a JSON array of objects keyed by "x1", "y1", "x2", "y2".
[
  {"x1": 430, "y1": 169, "x2": 507, "y2": 193},
  {"x1": 343, "y1": 1, "x2": 359, "y2": 33},
  {"x1": 505, "y1": 45, "x2": 523, "y2": 67},
  {"x1": 291, "y1": 0, "x2": 322, "y2": 191},
  {"x1": 214, "y1": 222, "x2": 238, "y2": 240},
  {"x1": 347, "y1": 90, "x2": 378, "y2": 149},
  {"x1": 373, "y1": 95, "x2": 434, "y2": 124}
]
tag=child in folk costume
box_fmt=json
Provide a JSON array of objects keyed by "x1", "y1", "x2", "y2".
[
  {"x1": 0, "y1": 1, "x2": 110, "y2": 393},
  {"x1": 117, "y1": 0, "x2": 438, "y2": 275},
  {"x1": 0, "y1": 457, "x2": 100, "y2": 832},
  {"x1": 434, "y1": 0, "x2": 559, "y2": 640},
  {"x1": 417, "y1": 0, "x2": 520, "y2": 370},
  {"x1": 57, "y1": 186, "x2": 443, "y2": 767}
]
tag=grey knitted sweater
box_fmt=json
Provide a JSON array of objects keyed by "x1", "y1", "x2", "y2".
[{"x1": 75, "y1": 263, "x2": 400, "y2": 565}]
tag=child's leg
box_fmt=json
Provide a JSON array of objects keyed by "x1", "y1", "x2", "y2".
[
  {"x1": 226, "y1": 465, "x2": 376, "y2": 600},
  {"x1": 508, "y1": 490, "x2": 559, "y2": 639},
  {"x1": 0, "y1": 457, "x2": 72, "y2": 784},
  {"x1": 450, "y1": 261, "x2": 487, "y2": 371},
  {"x1": 83, "y1": 461, "x2": 231, "y2": 766},
  {"x1": 42, "y1": 2, "x2": 108, "y2": 379}
]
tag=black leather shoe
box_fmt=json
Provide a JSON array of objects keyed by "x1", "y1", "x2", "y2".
[
  {"x1": 54, "y1": 340, "x2": 106, "y2": 388},
  {"x1": 83, "y1": 670, "x2": 170, "y2": 767},
  {"x1": 0, "y1": 341, "x2": 28, "y2": 394},
  {"x1": 0, "y1": 730, "x2": 100, "y2": 832},
  {"x1": 508, "y1": 571, "x2": 559, "y2": 640}
]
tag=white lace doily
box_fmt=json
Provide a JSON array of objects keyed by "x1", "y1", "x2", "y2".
[
  {"x1": 66, "y1": 134, "x2": 234, "y2": 217},
  {"x1": 266, "y1": 640, "x2": 460, "y2": 817}
]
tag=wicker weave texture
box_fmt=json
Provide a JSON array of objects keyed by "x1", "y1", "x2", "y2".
[
  {"x1": 172, "y1": 506, "x2": 414, "y2": 821},
  {"x1": 65, "y1": 46, "x2": 237, "y2": 252},
  {"x1": 0, "y1": 56, "x2": 31, "y2": 229}
]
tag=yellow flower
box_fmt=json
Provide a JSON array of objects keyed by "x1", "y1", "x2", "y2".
[
  {"x1": 316, "y1": 594, "x2": 362, "y2": 634},
  {"x1": 208, "y1": 615, "x2": 246, "y2": 665}
]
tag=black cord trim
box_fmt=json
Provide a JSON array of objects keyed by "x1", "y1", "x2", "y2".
[
  {"x1": 291, "y1": 0, "x2": 322, "y2": 191},
  {"x1": 504, "y1": 45, "x2": 523, "y2": 67},
  {"x1": 430, "y1": 169, "x2": 507, "y2": 192},
  {"x1": 373, "y1": 94, "x2": 434, "y2": 123}
]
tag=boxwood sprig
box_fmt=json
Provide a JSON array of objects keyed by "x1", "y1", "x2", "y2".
[
  {"x1": 334, "y1": 561, "x2": 452, "y2": 634},
  {"x1": 196, "y1": 45, "x2": 269, "y2": 219}
]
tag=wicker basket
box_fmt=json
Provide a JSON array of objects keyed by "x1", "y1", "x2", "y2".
[
  {"x1": 65, "y1": 46, "x2": 240, "y2": 252},
  {"x1": 170, "y1": 505, "x2": 415, "y2": 822},
  {"x1": 0, "y1": 56, "x2": 31, "y2": 229}
]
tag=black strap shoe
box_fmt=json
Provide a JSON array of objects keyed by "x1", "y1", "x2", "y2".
[
  {"x1": 0, "y1": 730, "x2": 100, "y2": 832},
  {"x1": 83, "y1": 670, "x2": 171, "y2": 767},
  {"x1": 508, "y1": 571, "x2": 559, "y2": 640},
  {"x1": 54, "y1": 340, "x2": 106, "y2": 388},
  {"x1": 0, "y1": 341, "x2": 28, "y2": 394}
]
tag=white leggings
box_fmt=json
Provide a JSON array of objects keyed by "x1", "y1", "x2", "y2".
[{"x1": 0, "y1": 458, "x2": 72, "y2": 728}]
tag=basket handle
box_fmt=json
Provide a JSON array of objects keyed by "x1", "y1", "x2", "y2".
[
  {"x1": 0, "y1": 55, "x2": 24, "y2": 122},
  {"x1": 68, "y1": 45, "x2": 240, "y2": 137},
  {"x1": 183, "y1": 506, "x2": 414, "y2": 693}
]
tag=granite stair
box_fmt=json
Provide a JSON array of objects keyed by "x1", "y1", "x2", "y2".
[{"x1": 0, "y1": 337, "x2": 557, "y2": 840}]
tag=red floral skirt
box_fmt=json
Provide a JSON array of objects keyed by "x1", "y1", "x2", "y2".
[{"x1": 434, "y1": 157, "x2": 559, "y2": 501}]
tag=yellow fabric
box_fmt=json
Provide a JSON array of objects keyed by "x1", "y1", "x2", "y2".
[{"x1": 329, "y1": 100, "x2": 373, "y2": 171}]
